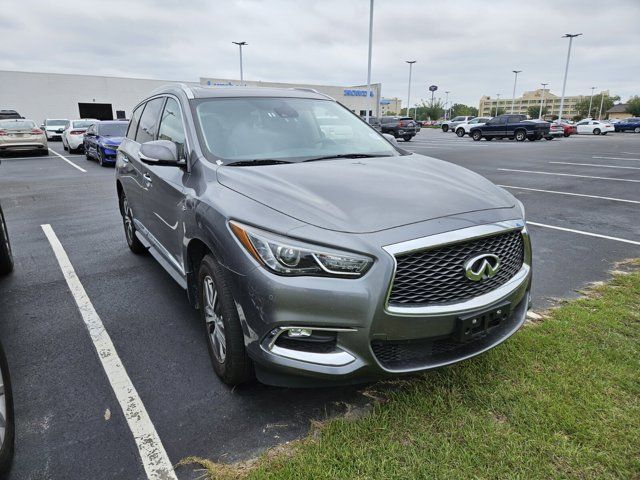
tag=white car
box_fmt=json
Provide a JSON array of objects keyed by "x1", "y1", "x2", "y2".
[
  {"x1": 442, "y1": 115, "x2": 475, "y2": 133},
  {"x1": 42, "y1": 119, "x2": 69, "y2": 140},
  {"x1": 61, "y1": 119, "x2": 97, "y2": 153},
  {"x1": 455, "y1": 117, "x2": 491, "y2": 137},
  {"x1": 575, "y1": 120, "x2": 614, "y2": 135}
]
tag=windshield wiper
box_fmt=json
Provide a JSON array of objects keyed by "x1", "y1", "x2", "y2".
[
  {"x1": 226, "y1": 159, "x2": 293, "y2": 167},
  {"x1": 302, "y1": 153, "x2": 387, "y2": 162}
]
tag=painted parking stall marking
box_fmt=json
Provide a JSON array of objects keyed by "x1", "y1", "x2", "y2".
[
  {"x1": 498, "y1": 185, "x2": 640, "y2": 205},
  {"x1": 527, "y1": 222, "x2": 640, "y2": 246},
  {"x1": 48, "y1": 148, "x2": 87, "y2": 173},
  {"x1": 41, "y1": 224, "x2": 177, "y2": 480},
  {"x1": 592, "y1": 156, "x2": 640, "y2": 162},
  {"x1": 497, "y1": 168, "x2": 640, "y2": 183},
  {"x1": 549, "y1": 161, "x2": 640, "y2": 171}
]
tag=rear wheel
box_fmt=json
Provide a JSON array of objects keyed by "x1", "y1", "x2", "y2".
[
  {"x1": 442, "y1": 124, "x2": 449, "y2": 132},
  {"x1": 119, "y1": 193, "x2": 146, "y2": 254},
  {"x1": 199, "y1": 255, "x2": 252, "y2": 385},
  {"x1": 472, "y1": 130, "x2": 482, "y2": 141},
  {"x1": 456, "y1": 128, "x2": 465, "y2": 137},
  {"x1": 593, "y1": 128, "x2": 601, "y2": 135},
  {"x1": 515, "y1": 130, "x2": 526, "y2": 142},
  {"x1": 635, "y1": 127, "x2": 640, "y2": 133},
  {"x1": 563, "y1": 132, "x2": 570, "y2": 137},
  {"x1": 0, "y1": 206, "x2": 14, "y2": 276}
]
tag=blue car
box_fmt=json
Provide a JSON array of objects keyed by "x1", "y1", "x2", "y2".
[
  {"x1": 84, "y1": 120, "x2": 129, "y2": 166},
  {"x1": 614, "y1": 117, "x2": 640, "y2": 133}
]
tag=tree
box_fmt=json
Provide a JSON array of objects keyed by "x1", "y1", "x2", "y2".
[
  {"x1": 527, "y1": 105, "x2": 549, "y2": 119},
  {"x1": 449, "y1": 103, "x2": 478, "y2": 118},
  {"x1": 415, "y1": 99, "x2": 445, "y2": 121},
  {"x1": 626, "y1": 96, "x2": 640, "y2": 117},
  {"x1": 494, "y1": 107, "x2": 506, "y2": 116},
  {"x1": 574, "y1": 94, "x2": 620, "y2": 119}
]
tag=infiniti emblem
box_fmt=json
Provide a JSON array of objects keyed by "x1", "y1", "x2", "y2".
[{"x1": 464, "y1": 254, "x2": 501, "y2": 281}]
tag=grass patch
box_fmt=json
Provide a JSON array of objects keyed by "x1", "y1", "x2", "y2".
[{"x1": 184, "y1": 264, "x2": 640, "y2": 479}]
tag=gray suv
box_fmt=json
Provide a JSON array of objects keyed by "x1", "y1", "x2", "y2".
[{"x1": 115, "y1": 84, "x2": 532, "y2": 387}]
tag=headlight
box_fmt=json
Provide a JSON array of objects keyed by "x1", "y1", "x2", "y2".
[
  {"x1": 229, "y1": 221, "x2": 373, "y2": 277},
  {"x1": 516, "y1": 198, "x2": 526, "y2": 221}
]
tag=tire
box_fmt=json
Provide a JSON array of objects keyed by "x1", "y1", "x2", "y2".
[
  {"x1": 85, "y1": 146, "x2": 91, "y2": 160},
  {"x1": 602, "y1": 132, "x2": 608, "y2": 135},
  {"x1": 403, "y1": 135, "x2": 412, "y2": 142},
  {"x1": 119, "y1": 193, "x2": 147, "y2": 254},
  {"x1": 442, "y1": 124, "x2": 449, "y2": 132},
  {"x1": 544, "y1": 136, "x2": 553, "y2": 141},
  {"x1": 0, "y1": 206, "x2": 14, "y2": 276},
  {"x1": 563, "y1": 132, "x2": 570, "y2": 137},
  {"x1": 515, "y1": 130, "x2": 526, "y2": 142},
  {"x1": 485, "y1": 137, "x2": 493, "y2": 141},
  {"x1": 63, "y1": 141, "x2": 68, "y2": 152},
  {"x1": 198, "y1": 255, "x2": 252, "y2": 385},
  {"x1": 0, "y1": 341, "x2": 14, "y2": 475},
  {"x1": 472, "y1": 130, "x2": 482, "y2": 141},
  {"x1": 456, "y1": 128, "x2": 465, "y2": 137},
  {"x1": 593, "y1": 128, "x2": 601, "y2": 135},
  {"x1": 97, "y1": 148, "x2": 107, "y2": 167},
  {"x1": 635, "y1": 127, "x2": 640, "y2": 133}
]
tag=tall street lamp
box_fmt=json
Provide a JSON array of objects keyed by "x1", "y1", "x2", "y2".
[
  {"x1": 494, "y1": 93, "x2": 501, "y2": 117},
  {"x1": 232, "y1": 41, "x2": 247, "y2": 83},
  {"x1": 539, "y1": 83, "x2": 548, "y2": 119},
  {"x1": 588, "y1": 86, "x2": 596, "y2": 118},
  {"x1": 557, "y1": 33, "x2": 582, "y2": 122},
  {"x1": 405, "y1": 60, "x2": 416, "y2": 118},
  {"x1": 598, "y1": 92, "x2": 606, "y2": 120},
  {"x1": 511, "y1": 70, "x2": 521, "y2": 114},
  {"x1": 444, "y1": 91, "x2": 450, "y2": 120},
  {"x1": 365, "y1": 0, "x2": 374, "y2": 122}
]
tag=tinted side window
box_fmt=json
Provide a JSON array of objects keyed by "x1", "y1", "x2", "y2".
[
  {"x1": 136, "y1": 97, "x2": 165, "y2": 144},
  {"x1": 158, "y1": 98, "x2": 186, "y2": 160},
  {"x1": 127, "y1": 104, "x2": 144, "y2": 140}
]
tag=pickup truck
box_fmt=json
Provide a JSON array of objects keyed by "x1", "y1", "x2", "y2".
[{"x1": 469, "y1": 114, "x2": 550, "y2": 142}]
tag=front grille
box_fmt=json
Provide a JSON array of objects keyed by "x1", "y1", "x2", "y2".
[{"x1": 389, "y1": 230, "x2": 524, "y2": 306}]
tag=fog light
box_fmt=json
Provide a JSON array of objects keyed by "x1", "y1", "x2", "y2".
[{"x1": 287, "y1": 328, "x2": 312, "y2": 338}]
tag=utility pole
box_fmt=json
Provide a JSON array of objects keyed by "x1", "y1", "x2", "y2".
[
  {"x1": 539, "y1": 83, "x2": 548, "y2": 119},
  {"x1": 598, "y1": 92, "x2": 606, "y2": 120},
  {"x1": 365, "y1": 0, "x2": 374, "y2": 122},
  {"x1": 557, "y1": 33, "x2": 582, "y2": 122},
  {"x1": 232, "y1": 41, "x2": 247, "y2": 82},
  {"x1": 511, "y1": 70, "x2": 521, "y2": 114},
  {"x1": 495, "y1": 94, "x2": 501, "y2": 117},
  {"x1": 405, "y1": 60, "x2": 416, "y2": 118},
  {"x1": 588, "y1": 86, "x2": 596, "y2": 118},
  {"x1": 444, "y1": 91, "x2": 449, "y2": 120}
]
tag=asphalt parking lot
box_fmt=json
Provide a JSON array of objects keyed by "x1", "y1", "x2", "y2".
[{"x1": 0, "y1": 130, "x2": 639, "y2": 479}]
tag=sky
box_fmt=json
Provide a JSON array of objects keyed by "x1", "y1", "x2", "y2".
[{"x1": 1, "y1": 0, "x2": 639, "y2": 108}]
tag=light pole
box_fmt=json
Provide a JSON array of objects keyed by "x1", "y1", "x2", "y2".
[
  {"x1": 588, "y1": 86, "x2": 596, "y2": 119},
  {"x1": 511, "y1": 70, "x2": 521, "y2": 114},
  {"x1": 557, "y1": 33, "x2": 582, "y2": 122},
  {"x1": 232, "y1": 41, "x2": 247, "y2": 83},
  {"x1": 539, "y1": 83, "x2": 548, "y2": 119},
  {"x1": 444, "y1": 91, "x2": 450, "y2": 120},
  {"x1": 405, "y1": 60, "x2": 416, "y2": 117},
  {"x1": 365, "y1": 0, "x2": 374, "y2": 122},
  {"x1": 494, "y1": 94, "x2": 501, "y2": 117},
  {"x1": 598, "y1": 92, "x2": 606, "y2": 120}
]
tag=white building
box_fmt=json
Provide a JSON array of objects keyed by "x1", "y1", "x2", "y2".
[{"x1": 0, "y1": 69, "x2": 382, "y2": 124}]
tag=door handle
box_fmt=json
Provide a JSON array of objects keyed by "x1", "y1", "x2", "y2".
[{"x1": 143, "y1": 173, "x2": 152, "y2": 187}]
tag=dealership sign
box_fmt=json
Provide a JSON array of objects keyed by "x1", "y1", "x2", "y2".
[
  {"x1": 429, "y1": 85, "x2": 438, "y2": 92},
  {"x1": 343, "y1": 89, "x2": 374, "y2": 97}
]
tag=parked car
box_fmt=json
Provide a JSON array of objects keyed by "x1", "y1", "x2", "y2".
[
  {"x1": 455, "y1": 117, "x2": 491, "y2": 137},
  {"x1": 84, "y1": 120, "x2": 129, "y2": 166},
  {"x1": 575, "y1": 120, "x2": 614, "y2": 135},
  {"x1": 442, "y1": 116, "x2": 475, "y2": 133},
  {"x1": 0, "y1": 119, "x2": 48, "y2": 155},
  {"x1": 380, "y1": 116, "x2": 417, "y2": 141},
  {"x1": 613, "y1": 117, "x2": 640, "y2": 133},
  {"x1": 61, "y1": 119, "x2": 97, "y2": 153},
  {"x1": 559, "y1": 122, "x2": 577, "y2": 137},
  {"x1": 0, "y1": 110, "x2": 22, "y2": 121},
  {"x1": 542, "y1": 121, "x2": 564, "y2": 140},
  {"x1": 414, "y1": 120, "x2": 421, "y2": 133},
  {"x1": 469, "y1": 114, "x2": 550, "y2": 142},
  {"x1": 42, "y1": 119, "x2": 70, "y2": 141},
  {"x1": 115, "y1": 84, "x2": 532, "y2": 387},
  {"x1": 366, "y1": 116, "x2": 382, "y2": 132},
  {"x1": 0, "y1": 166, "x2": 16, "y2": 474}
]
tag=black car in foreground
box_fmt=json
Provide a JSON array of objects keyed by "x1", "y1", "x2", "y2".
[
  {"x1": 470, "y1": 114, "x2": 550, "y2": 142},
  {"x1": 380, "y1": 116, "x2": 417, "y2": 141}
]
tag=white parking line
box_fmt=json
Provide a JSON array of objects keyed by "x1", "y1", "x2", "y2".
[
  {"x1": 498, "y1": 185, "x2": 640, "y2": 205},
  {"x1": 528, "y1": 222, "x2": 640, "y2": 246},
  {"x1": 592, "y1": 156, "x2": 640, "y2": 162},
  {"x1": 497, "y1": 168, "x2": 640, "y2": 183},
  {"x1": 549, "y1": 161, "x2": 640, "y2": 170},
  {"x1": 48, "y1": 148, "x2": 87, "y2": 172},
  {"x1": 621, "y1": 152, "x2": 640, "y2": 155},
  {"x1": 41, "y1": 224, "x2": 177, "y2": 480}
]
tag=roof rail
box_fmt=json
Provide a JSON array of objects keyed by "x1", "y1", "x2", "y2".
[
  {"x1": 148, "y1": 83, "x2": 195, "y2": 99},
  {"x1": 290, "y1": 87, "x2": 334, "y2": 101},
  {"x1": 178, "y1": 83, "x2": 195, "y2": 99}
]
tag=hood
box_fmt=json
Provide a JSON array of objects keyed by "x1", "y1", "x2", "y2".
[
  {"x1": 217, "y1": 154, "x2": 516, "y2": 234},
  {"x1": 100, "y1": 136, "x2": 124, "y2": 146}
]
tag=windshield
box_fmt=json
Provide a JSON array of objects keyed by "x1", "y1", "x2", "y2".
[
  {"x1": 72, "y1": 120, "x2": 95, "y2": 129},
  {"x1": 46, "y1": 119, "x2": 67, "y2": 126},
  {"x1": 0, "y1": 120, "x2": 36, "y2": 131},
  {"x1": 99, "y1": 122, "x2": 128, "y2": 136},
  {"x1": 193, "y1": 97, "x2": 399, "y2": 163}
]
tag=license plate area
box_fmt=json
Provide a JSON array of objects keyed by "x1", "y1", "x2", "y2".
[{"x1": 456, "y1": 302, "x2": 510, "y2": 343}]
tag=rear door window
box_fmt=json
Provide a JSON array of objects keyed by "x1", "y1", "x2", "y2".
[
  {"x1": 127, "y1": 105, "x2": 144, "y2": 140},
  {"x1": 135, "y1": 97, "x2": 165, "y2": 144}
]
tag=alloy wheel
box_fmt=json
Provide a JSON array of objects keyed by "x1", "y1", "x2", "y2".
[
  {"x1": 122, "y1": 197, "x2": 134, "y2": 246},
  {"x1": 203, "y1": 275, "x2": 226, "y2": 363}
]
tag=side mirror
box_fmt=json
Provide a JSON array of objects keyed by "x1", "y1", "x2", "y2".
[
  {"x1": 383, "y1": 133, "x2": 398, "y2": 146},
  {"x1": 139, "y1": 140, "x2": 184, "y2": 166}
]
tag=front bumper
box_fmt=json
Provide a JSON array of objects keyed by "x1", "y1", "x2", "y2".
[
  {"x1": 227, "y1": 220, "x2": 532, "y2": 386},
  {"x1": 67, "y1": 135, "x2": 84, "y2": 149},
  {"x1": 46, "y1": 130, "x2": 64, "y2": 140}
]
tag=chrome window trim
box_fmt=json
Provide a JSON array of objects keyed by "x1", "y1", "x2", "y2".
[{"x1": 382, "y1": 219, "x2": 531, "y2": 317}]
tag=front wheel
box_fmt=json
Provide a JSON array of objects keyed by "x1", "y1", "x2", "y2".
[
  {"x1": 0, "y1": 206, "x2": 14, "y2": 275},
  {"x1": 120, "y1": 193, "x2": 146, "y2": 254},
  {"x1": 635, "y1": 127, "x2": 640, "y2": 133},
  {"x1": 97, "y1": 148, "x2": 107, "y2": 167},
  {"x1": 515, "y1": 130, "x2": 526, "y2": 142},
  {"x1": 593, "y1": 128, "x2": 601, "y2": 135},
  {"x1": 442, "y1": 124, "x2": 449, "y2": 133},
  {"x1": 472, "y1": 130, "x2": 482, "y2": 141},
  {"x1": 199, "y1": 255, "x2": 252, "y2": 385},
  {"x1": 403, "y1": 135, "x2": 412, "y2": 142},
  {"x1": 456, "y1": 128, "x2": 465, "y2": 137}
]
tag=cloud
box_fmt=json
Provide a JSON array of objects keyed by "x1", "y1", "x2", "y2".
[{"x1": 0, "y1": 0, "x2": 638, "y2": 106}]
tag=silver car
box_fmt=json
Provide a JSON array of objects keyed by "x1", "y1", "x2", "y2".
[
  {"x1": 0, "y1": 119, "x2": 48, "y2": 155},
  {"x1": 115, "y1": 84, "x2": 532, "y2": 386}
]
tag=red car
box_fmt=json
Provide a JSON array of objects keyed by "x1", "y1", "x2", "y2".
[{"x1": 560, "y1": 122, "x2": 576, "y2": 137}]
